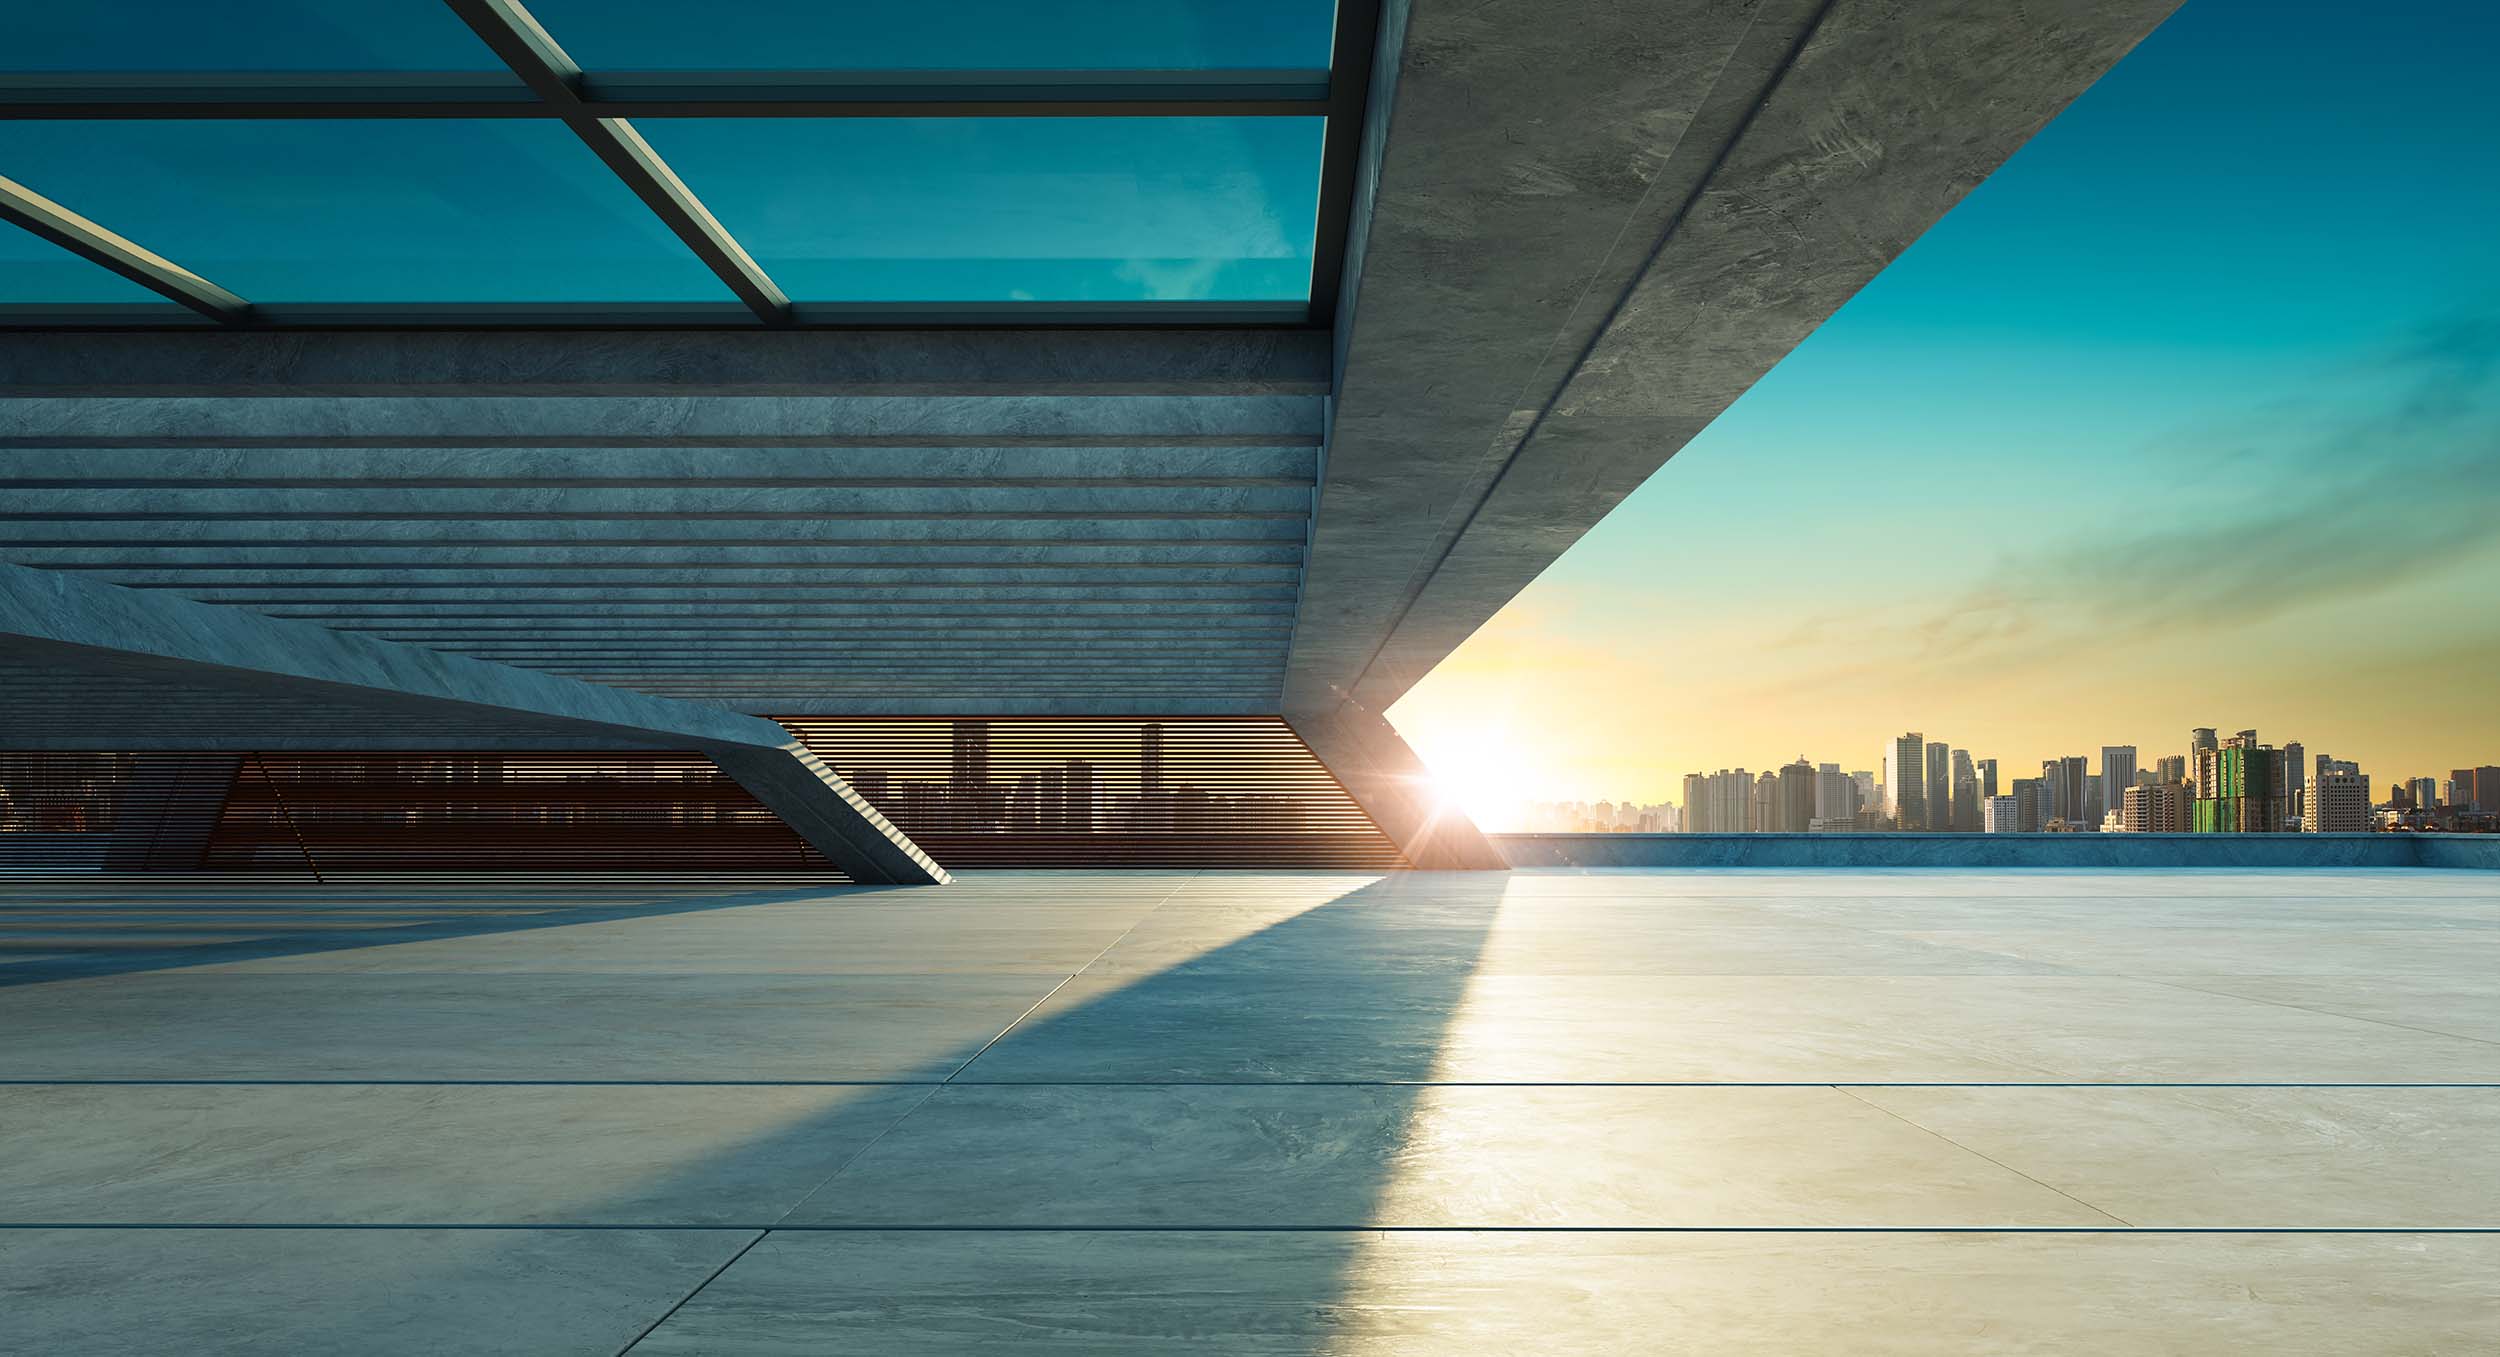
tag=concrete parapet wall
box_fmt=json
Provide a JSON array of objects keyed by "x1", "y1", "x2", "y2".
[{"x1": 1491, "y1": 833, "x2": 2500, "y2": 870}]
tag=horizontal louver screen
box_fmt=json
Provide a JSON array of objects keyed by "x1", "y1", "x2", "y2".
[{"x1": 3, "y1": 719, "x2": 1402, "y2": 873}]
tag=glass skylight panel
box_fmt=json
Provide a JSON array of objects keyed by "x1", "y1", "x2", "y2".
[
  {"x1": 642, "y1": 117, "x2": 1325, "y2": 303},
  {"x1": 0, "y1": 219, "x2": 166, "y2": 303},
  {"x1": 524, "y1": 0, "x2": 1338, "y2": 72},
  {"x1": 1, "y1": 2, "x2": 501, "y2": 72},
  {"x1": 0, "y1": 120, "x2": 736, "y2": 303}
]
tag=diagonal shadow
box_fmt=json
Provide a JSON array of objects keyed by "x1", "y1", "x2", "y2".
[
  {"x1": 0, "y1": 878, "x2": 911, "y2": 989},
  {"x1": 0, "y1": 869, "x2": 1511, "y2": 1353}
]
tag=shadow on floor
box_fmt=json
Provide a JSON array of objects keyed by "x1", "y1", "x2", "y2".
[
  {"x1": 0, "y1": 877, "x2": 903, "y2": 989},
  {"x1": 7, "y1": 870, "x2": 1513, "y2": 1352}
]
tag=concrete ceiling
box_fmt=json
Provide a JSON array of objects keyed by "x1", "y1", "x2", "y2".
[{"x1": 0, "y1": 330, "x2": 1327, "y2": 716}]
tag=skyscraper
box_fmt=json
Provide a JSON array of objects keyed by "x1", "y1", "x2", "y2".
[
  {"x1": 2010, "y1": 777, "x2": 2045, "y2": 833},
  {"x1": 1925, "y1": 742, "x2": 1951, "y2": 833},
  {"x1": 2193, "y1": 731, "x2": 2287, "y2": 832},
  {"x1": 2154, "y1": 754, "x2": 2186, "y2": 786},
  {"x1": 1778, "y1": 758, "x2": 1815, "y2": 833},
  {"x1": 1139, "y1": 721, "x2": 1166, "y2": 795},
  {"x1": 2098, "y1": 746, "x2": 2137, "y2": 825},
  {"x1": 1751, "y1": 771, "x2": 1780, "y2": 832},
  {"x1": 1975, "y1": 758, "x2": 1999, "y2": 800},
  {"x1": 2307, "y1": 759, "x2": 2371, "y2": 832},
  {"x1": 1950, "y1": 749, "x2": 1980, "y2": 832},
  {"x1": 2451, "y1": 766, "x2": 2500, "y2": 812},
  {"x1": 2282, "y1": 741, "x2": 2306, "y2": 822},
  {"x1": 1883, "y1": 734, "x2": 1925, "y2": 831},
  {"x1": 1814, "y1": 763, "x2": 1860, "y2": 824},
  {"x1": 2188, "y1": 728, "x2": 2218, "y2": 794},
  {"x1": 2041, "y1": 756, "x2": 2089, "y2": 829}
]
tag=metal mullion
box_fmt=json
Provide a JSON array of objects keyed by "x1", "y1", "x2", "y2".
[
  {"x1": 442, "y1": 0, "x2": 792, "y2": 325},
  {"x1": 0, "y1": 72, "x2": 1330, "y2": 120},
  {"x1": 1306, "y1": 0, "x2": 1385, "y2": 324},
  {"x1": 0, "y1": 175, "x2": 249, "y2": 323}
]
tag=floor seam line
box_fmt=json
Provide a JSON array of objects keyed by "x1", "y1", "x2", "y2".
[
  {"x1": 611, "y1": 1226, "x2": 769, "y2": 1356},
  {"x1": 1832, "y1": 1085, "x2": 2136, "y2": 1228}
]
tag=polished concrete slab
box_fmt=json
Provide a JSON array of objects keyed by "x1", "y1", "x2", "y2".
[{"x1": 2, "y1": 868, "x2": 2494, "y2": 1353}]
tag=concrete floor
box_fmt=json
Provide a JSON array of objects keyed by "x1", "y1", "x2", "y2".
[{"x1": 3, "y1": 868, "x2": 2497, "y2": 1353}]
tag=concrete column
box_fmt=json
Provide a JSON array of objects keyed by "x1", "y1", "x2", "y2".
[{"x1": 1287, "y1": 699, "x2": 1507, "y2": 871}]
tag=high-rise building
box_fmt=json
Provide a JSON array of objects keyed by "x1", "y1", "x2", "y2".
[
  {"x1": 1751, "y1": 771, "x2": 1780, "y2": 832},
  {"x1": 951, "y1": 720, "x2": 991, "y2": 786},
  {"x1": 1925, "y1": 742, "x2": 1951, "y2": 834},
  {"x1": 1680, "y1": 769, "x2": 1754, "y2": 833},
  {"x1": 2119, "y1": 781, "x2": 2190, "y2": 833},
  {"x1": 2451, "y1": 766, "x2": 2500, "y2": 812},
  {"x1": 1944, "y1": 749, "x2": 1976, "y2": 832},
  {"x1": 2154, "y1": 754, "x2": 2186, "y2": 786},
  {"x1": 1975, "y1": 757, "x2": 1999, "y2": 800},
  {"x1": 2307, "y1": 759, "x2": 2371, "y2": 832},
  {"x1": 2194, "y1": 732, "x2": 2287, "y2": 832},
  {"x1": 2282, "y1": 741, "x2": 2306, "y2": 821},
  {"x1": 2010, "y1": 777, "x2": 2046, "y2": 833},
  {"x1": 2407, "y1": 776, "x2": 2439, "y2": 809},
  {"x1": 1777, "y1": 759, "x2": 1815, "y2": 833},
  {"x1": 1883, "y1": 734, "x2": 1925, "y2": 830},
  {"x1": 1982, "y1": 795, "x2": 2021, "y2": 833},
  {"x1": 1814, "y1": 763, "x2": 1860, "y2": 823},
  {"x1": 1139, "y1": 722, "x2": 1166, "y2": 795},
  {"x1": 1850, "y1": 769, "x2": 1878, "y2": 816},
  {"x1": 2188, "y1": 728, "x2": 2219, "y2": 794},
  {"x1": 2041, "y1": 756, "x2": 2089, "y2": 829},
  {"x1": 2098, "y1": 747, "x2": 2137, "y2": 825}
]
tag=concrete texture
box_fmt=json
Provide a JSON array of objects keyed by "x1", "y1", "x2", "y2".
[
  {"x1": 0, "y1": 560, "x2": 945, "y2": 884},
  {"x1": 1287, "y1": 0, "x2": 2185, "y2": 714},
  {"x1": 3, "y1": 867, "x2": 2495, "y2": 1352},
  {"x1": 0, "y1": 386, "x2": 1322, "y2": 714},
  {"x1": 1495, "y1": 832, "x2": 2500, "y2": 869}
]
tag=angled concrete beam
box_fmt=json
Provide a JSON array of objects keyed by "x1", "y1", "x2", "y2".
[
  {"x1": 1291, "y1": 0, "x2": 2183, "y2": 713},
  {"x1": 0, "y1": 560, "x2": 946, "y2": 884},
  {"x1": 1286, "y1": 699, "x2": 1506, "y2": 871}
]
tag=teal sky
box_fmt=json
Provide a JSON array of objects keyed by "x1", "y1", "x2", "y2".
[{"x1": 1394, "y1": 0, "x2": 2500, "y2": 817}]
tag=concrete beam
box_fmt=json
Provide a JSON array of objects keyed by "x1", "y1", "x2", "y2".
[
  {"x1": 1286, "y1": 699, "x2": 1506, "y2": 871},
  {"x1": 1290, "y1": 0, "x2": 2182, "y2": 712},
  {"x1": 0, "y1": 561, "x2": 947, "y2": 884},
  {"x1": 0, "y1": 329, "x2": 1334, "y2": 398}
]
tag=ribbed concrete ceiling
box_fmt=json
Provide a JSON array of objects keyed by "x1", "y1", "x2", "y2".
[{"x1": 0, "y1": 333, "x2": 1327, "y2": 715}]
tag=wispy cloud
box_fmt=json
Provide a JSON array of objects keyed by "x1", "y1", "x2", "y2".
[{"x1": 1759, "y1": 307, "x2": 2500, "y2": 694}]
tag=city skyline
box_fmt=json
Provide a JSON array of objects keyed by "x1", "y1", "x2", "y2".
[{"x1": 1388, "y1": 0, "x2": 2500, "y2": 820}]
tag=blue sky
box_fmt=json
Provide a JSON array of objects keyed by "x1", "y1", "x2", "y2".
[{"x1": 1394, "y1": 0, "x2": 2500, "y2": 815}]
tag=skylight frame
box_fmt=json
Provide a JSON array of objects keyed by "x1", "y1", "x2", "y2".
[{"x1": 0, "y1": 0, "x2": 1377, "y2": 330}]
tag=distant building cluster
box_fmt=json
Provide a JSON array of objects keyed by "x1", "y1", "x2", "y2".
[{"x1": 1554, "y1": 732, "x2": 2500, "y2": 835}]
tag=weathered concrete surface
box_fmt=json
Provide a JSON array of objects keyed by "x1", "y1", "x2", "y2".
[
  {"x1": 0, "y1": 560, "x2": 946, "y2": 884},
  {"x1": 0, "y1": 387, "x2": 1319, "y2": 714},
  {"x1": 7, "y1": 870, "x2": 2499, "y2": 1351},
  {"x1": 1290, "y1": 0, "x2": 2185, "y2": 713},
  {"x1": 1491, "y1": 833, "x2": 2496, "y2": 870},
  {"x1": 1286, "y1": 700, "x2": 1507, "y2": 870},
  {"x1": 0, "y1": 329, "x2": 1333, "y2": 398}
]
